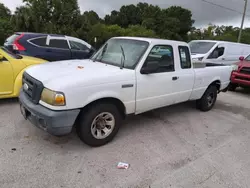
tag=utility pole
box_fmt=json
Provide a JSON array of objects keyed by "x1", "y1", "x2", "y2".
[{"x1": 238, "y1": 0, "x2": 248, "y2": 43}]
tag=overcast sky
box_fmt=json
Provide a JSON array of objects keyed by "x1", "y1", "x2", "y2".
[{"x1": 1, "y1": 0, "x2": 250, "y2": 28}]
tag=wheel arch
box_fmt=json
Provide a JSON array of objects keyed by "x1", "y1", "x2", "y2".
[
  {"x1": 79, "y1": 97, "x2": 127, "y2": 119},
  {"x1": 208, "y1": 79, "x2": 221, "y2": 91}
]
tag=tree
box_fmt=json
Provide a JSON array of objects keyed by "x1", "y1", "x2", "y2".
[
  {"x1": 16, "y1": 0, "x2": 81, "y2": 35},
  {"x1": 164, "y1": 6, "x2": 194, "y2": 41},
  {"x1": 82, "y1": 11, "x2": 101, "y2": 25},
  {"x1": 87, "y1": 24, "x2": 157, "y2": 48},
  {"x1": 104, "y1": 3, "x2": 193, "y2": 41},
  {"x1": 0, "y1": 19, "x2": 14, "y2": 45},
  {"x1": 0, "y1": 3, "x2": 11, "y2": 19},
  {"x1": 0, "y1": 3, "x2": 13, "y2": 44}
]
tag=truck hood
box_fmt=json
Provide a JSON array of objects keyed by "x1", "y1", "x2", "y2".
[
  {"x1": 25, "y1": 59, "x2": 134, "y2": 91},
  {"x1": 235, "y1": 60, "x2": 250, "y2": 67}
]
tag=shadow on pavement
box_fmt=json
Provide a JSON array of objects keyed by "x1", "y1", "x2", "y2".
[{"x1": 0, "y1": 98, "x2": 19, "y2": 105}]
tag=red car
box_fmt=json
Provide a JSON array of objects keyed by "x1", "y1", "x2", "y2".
[{"x1": 229, "y1": 56, "x2": 250, "y2": 91}]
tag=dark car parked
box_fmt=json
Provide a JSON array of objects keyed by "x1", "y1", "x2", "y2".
[{"x1": 4, "y1": 32, "x2": 95, "y2": 61}]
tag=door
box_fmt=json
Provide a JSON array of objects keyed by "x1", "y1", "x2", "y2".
[
  {"x1": 46, "y1": 37, "x2": 71, "y2": 61},
  {"x1": 206, "y1": 43, "x2": 226, "y2": 64},
  {"x1": 0, "y1": 55, "x2": 13, "y2": 95},
  {"x1": 173, "y1": 46, "x2": 195, "y2": 103},
  {"x1": 136, "y1": 45, "x2": 176, "y2": 114},
  {"x1": 69, "y1": 40, "x2": 91, "y2": 59}
]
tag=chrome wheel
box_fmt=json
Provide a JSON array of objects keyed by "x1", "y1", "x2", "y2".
[
  {"x1": 91, "y1": 112, "x2": 115, "y2": 139},
  {"x1": 207, "y1": 92, "x2": 215, "y2": 107}
]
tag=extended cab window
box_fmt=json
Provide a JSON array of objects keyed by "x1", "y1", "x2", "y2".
[
  {"x1": 70, "y1": 41, "x2": 88, "y2": 51},
  {"x1": 49, "y1": 39, "x2": 69, "y2": 49},
  {"x1": 179, "y1": 46, "x2": 191, "y2": 69},
  {"x1": 29, "y1": 37, "x2": 47, "y2": 47},
  {"x1": 142, "y1": 45, "x2": 174, "y2": 73}
]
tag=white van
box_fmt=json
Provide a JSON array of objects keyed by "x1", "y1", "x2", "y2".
[{"x1": 189, "y1": 40, "x2": 250, "y2": 65}]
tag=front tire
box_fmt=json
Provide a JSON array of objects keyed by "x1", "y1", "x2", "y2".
[
  {"x1": 197, "y1": 85, "x2": 218, "y2": 112},
  {"x1": 228, "y1": 83, "x2": 237, "y2": 91},
  {"x1": 76, "y1": 103, "x2": 122, "y2": 147}
]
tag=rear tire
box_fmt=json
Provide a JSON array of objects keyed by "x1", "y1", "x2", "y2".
[
  {"x1": 197, "y1": 85, "x2": 218, "y2": 112},
  {"x1": 228, "y1": 83, "x2": 237, "y2": 91},
  {"x1": 76, "y1": 103, "x2": 122, "y2": 147}
]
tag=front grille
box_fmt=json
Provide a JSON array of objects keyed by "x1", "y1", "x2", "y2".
[
  {"x1": 240, "y1": 67, "x2": 250, "y2": 75},
  {"x1": 235, "y1": 76, "x2": 250, "y2": 81},
  {"x1": 22, "y1": 72, "x2": 44, "y2": 104}
]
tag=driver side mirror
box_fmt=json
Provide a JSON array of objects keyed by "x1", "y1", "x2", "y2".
[
  {"x1": 141, "y1": 63, "x2": 159, "y2": 74},
  {"x1": 239, "y1": 56, "x2": 245, "y2": 61}
]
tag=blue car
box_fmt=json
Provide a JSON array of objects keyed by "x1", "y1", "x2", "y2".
[{"x1": 4, "y1": 32, "x2": 95, "y2": 61}]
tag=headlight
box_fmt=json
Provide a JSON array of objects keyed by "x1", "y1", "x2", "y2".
[
  {"x1": 41, "y1": 88, "x2": 66, "y2": 106},
  {"x1": 231, "y1": 64, "x2": 238, "y2": 71}
]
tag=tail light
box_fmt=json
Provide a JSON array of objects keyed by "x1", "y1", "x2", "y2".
[{"x1": 13, "y1": 34, "x2": 26, "y2": 51}]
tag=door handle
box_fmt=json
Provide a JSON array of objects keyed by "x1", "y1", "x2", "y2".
[
  {"x1": 172, "y1": 76, "x2": 179, "y2": 81},
  {"x1": 46, "y1": 49, "x2": 52, "y2": 52}
]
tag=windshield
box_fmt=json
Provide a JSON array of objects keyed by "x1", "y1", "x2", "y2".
[
  {"x1": 1, "y1": 47, "x2": 22, "y2": 59},
  {"x1": 90, "y1": 38, "x2": 149, "y2": 69},
  {"x1": 189, "y1": 41, "x2": 216, "y2": 54},
  {"x1": 245, "y1": 54, "x2": 250, "y2": 61}
]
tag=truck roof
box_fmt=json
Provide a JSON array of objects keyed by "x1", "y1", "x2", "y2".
[{"x1": 113, "y1": 36, "x2": 188, "y2": 46}]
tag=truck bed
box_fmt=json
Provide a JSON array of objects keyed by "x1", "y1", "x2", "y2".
[{"x1": 193, "y1": 62, "x2": 228, "y2": 68}]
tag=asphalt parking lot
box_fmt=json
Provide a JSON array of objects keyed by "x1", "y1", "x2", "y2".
[{"x1": 1, "y1": 90, "x2": 250, "y2": 188}]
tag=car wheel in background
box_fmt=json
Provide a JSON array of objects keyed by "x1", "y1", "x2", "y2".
[{"x1": 228, "y1": 83, "x2": 237, "y2": 91}]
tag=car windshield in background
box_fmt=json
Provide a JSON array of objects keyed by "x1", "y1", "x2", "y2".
[
  {"x1": 1, "y1": 47, "x2": 22, "y2": 59},
  {"x1": 189, "y1": 41, "x2": 216, "y2": 54},
  {"x1": 244, "y1": 55, "x2": 250, "y2": 61},
  {"x1": 91, "y1": 39, "x2": 149, "y2": 69}
]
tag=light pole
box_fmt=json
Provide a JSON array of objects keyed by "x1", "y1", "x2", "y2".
[{"x1": 238, "y1": 0, "x2": 248, "y2": 43}]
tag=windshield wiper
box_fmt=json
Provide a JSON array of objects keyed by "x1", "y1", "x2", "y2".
[
  {"x1": 120, "y1": 45, "x2": 125, "y2": 69},
  {"x1": 92, "y1": 43, "x2": 108, "y2": 63}
]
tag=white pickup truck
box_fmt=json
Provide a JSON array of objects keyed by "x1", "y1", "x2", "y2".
[{"x1": 19, "y1": 37, "x2": 232, "y2": 147}]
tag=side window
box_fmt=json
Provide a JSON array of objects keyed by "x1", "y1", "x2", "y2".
[
  {"x1": 69, "y1": 41, "x2": 88, "y2": 51},
  {"x1": 208, "y1": 46, "x2": 225, "y2": 59},
  {"x1": 29, "y1": 37, "x2": 47, "y2": 47},
  {"x1": 142, "y1": 45, "x2": 174, "y2": 73},
  {"x1": 178, "y1": 46, "x2": 191, "y2": 69},
  {"x1": 49, "y1": 39, "x2": 69, "y2": 49}
]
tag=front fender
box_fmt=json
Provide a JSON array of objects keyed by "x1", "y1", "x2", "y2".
[{"x1": 84, "y1": 91, "x2": 121, "y2": 107}]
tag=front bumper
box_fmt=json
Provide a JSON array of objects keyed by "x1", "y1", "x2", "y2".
[
  {"x1": 19, "y1": 90, "x2": 80, "y2": 136},
  {"x1": 231, "y1": 71, "x2": 250, "y2": 87}
]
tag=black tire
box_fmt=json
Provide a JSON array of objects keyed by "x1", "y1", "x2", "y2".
[
  {"x1": 197, "y1": 85, "x2": 218, "y2": 112},
  {"x1": 228, "y1": 83, "x2": 237, "y2": 91},
  {"x1": 76, "y1": 103, "x2": 122, "y2": 147}
]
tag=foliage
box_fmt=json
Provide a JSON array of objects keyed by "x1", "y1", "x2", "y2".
[
  {"x1": 87, "y1": 24, "x2": 157, "y2": 48},
  {"x1": 104, "y1": 3, "x2": 193, "y2": 41},
  {"x1": 0, "y1": 3, "x2": 13, "y2": 44},
  {"x1": 0, "y1": 19, "x2": 14, "y2": 44},
  {"x1": 188, "y1": 25, "x2": 250, "y2": 44}
]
